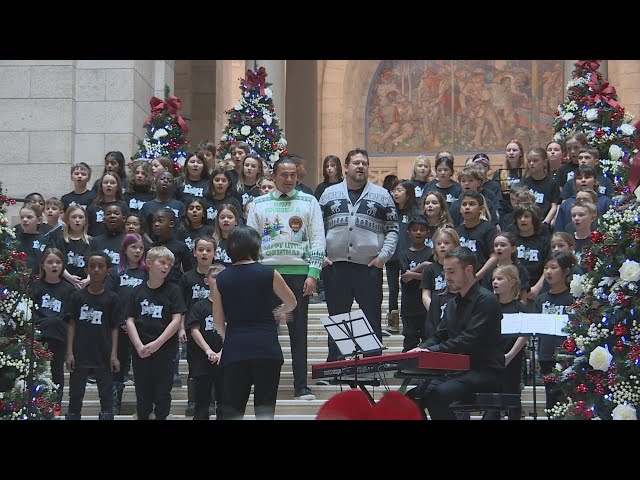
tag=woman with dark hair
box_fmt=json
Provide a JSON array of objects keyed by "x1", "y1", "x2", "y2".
[{"x1": 212, "y1": 225, "x2": 296, "y2": 420}]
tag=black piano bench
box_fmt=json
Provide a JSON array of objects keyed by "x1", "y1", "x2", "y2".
[{"x1": 449, "y1": 393, "x2": 520, "y2": 420}]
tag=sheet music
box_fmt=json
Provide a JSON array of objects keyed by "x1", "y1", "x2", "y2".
[
  {"x1": 502, "y1": 313, "x2": 569, "y2": 336},
  {"x1": 321, "y1": 309, "x2": 384, "y2": 356}
]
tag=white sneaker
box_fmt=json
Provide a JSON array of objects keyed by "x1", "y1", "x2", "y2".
[{"x1": 295, "y1": 388, "x2": 316, "y2": 400}]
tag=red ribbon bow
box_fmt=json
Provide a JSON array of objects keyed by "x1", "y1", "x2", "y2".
[
  {"x1": 587, "y1": 80, "x2": 620, "y2": 110},
  {"x1": 147, "y1": 95, "x2": 189, "y2": 133},
  {"x1": 577, "y1": 60, "x2": 600, "y2": 72},
  {"x1": 246, "y1": 67, "x2": 268, "y2": 95}
]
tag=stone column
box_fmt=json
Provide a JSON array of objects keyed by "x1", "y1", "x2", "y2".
[{"x1": 246, "y1": 60, "x2": 286, "y2": 130}]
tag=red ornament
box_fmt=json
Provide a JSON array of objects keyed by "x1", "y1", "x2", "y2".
[
  {"x1": 282, "y1": 148, "x2": 288, "y2": 156},
  {"x1": 575, "y1": 384, "x2": 588, "y2": 393},
  {"x1": 614, "y1": 323, "x2": 628, "y2": 336},
  {"x1": 615, "y1": 340, "x2": 625, "y2": 352},
  {"x1": 272, "y1": 142, "x2": 278, "y2": 150},
  {"x1": 563, "y1": 338, "x2": 577, "y2": 352}
]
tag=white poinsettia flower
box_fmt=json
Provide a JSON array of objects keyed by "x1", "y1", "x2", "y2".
[
  {"x1": 153, "y1": 128, "x2": 168, "y2": 139},
  {"x1": 264, "y1": 88, "x2": 273, "y2": 98},
  {"x1": 220, "y1": 134, "x2": 227, "y2": 141},
  {"x1": 269, "y1": 153, "x2": 279, "y2": 162},
  {"x1": 224, "y1": 153, "x2": 231, "y2": 160},
  {"x1": 612, "y1": 404, "x2": 637, "y2": 420},
  {"x1": 177, "y1": 156, "x2": 186, "y2": 167},
  {"x1": 609, "y1": 144, "x2": 624, "y2": 162},
  {"x1": 620, "y1": 123, "x2": 636, "y2": 136},
  {"x1": 279, "y1": 138, "x2": 287, "y2": 147},
  {"x1": 562, "y1": 112, "x2": 575, "y2": 121},
  {"x1": 240, "y1": 125, "x2": 251, "y2": 136},
  {"x1": 570, "y1": 274, "x2": 585, "y2": 298},
  {"x1": 553, "y1": 133, "x2": 563, "y2": 142},
  {"x1": 619, "y1": 260, "x2": 640, "y2": 282},
  {"x1": 263, "y1": 114, "x2": 272, "y2": 125},
  {"x1": 234, "y1": 103, "x2": 243, "y2": 111},
  {"x1": 589, "y1": 346, "x2": 613, "y2": 372},
  {"x1": 585, "y1": 109, "x2": 599, "y2": 121}
]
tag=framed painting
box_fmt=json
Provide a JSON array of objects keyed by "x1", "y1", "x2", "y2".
[{"x1": 366, "y1": 60, "x2": 565, "y2": 156}]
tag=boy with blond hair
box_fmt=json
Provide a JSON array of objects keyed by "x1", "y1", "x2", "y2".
[{"x1": 126, "y1": 246, "x2": 187, "y2": 420}]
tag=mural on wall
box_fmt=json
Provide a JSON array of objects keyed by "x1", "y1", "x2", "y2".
[{"x1": 366, "y1": 60, "x2": 565, "y2": 156}]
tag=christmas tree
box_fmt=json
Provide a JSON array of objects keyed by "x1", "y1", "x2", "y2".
[
  {"x1": 0, "y1": 183, "x2": 58, "y2": 420},
  {"x1": 553, "y1": 60, "x2": 640, "y2": 187},
  {"x1": 133, "y1": 85, "x2": 190, "y2": 176},
  {"x1": 218, "y1": 66, "x2": 288, "y2": 165},
  {"x1": 546, "y1": 60, "x2": 640, "y2": 420}
]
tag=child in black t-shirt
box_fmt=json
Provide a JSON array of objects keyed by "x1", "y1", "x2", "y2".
[
  {"x1": 126, "y1": 246, "x2": 187, "y2": 420},
  {"x1": 420, "y1": 227, "x2": 460, "y2": 313},
  {"x1": 65, "y1": 252, "x2": 123, "y2": 420},
  {"x1": 398, "y1": 216, "x2": 433, "y2": 351},
  {"x1": 32, "y1": 248, "x2": 75, "y2": 411},
  {"x1": 89, "y1": 203, "x2": 126, "y2": 268},
  {"x1": 179, "y1": 235, "x2": 217, "y2": 417},
  {"x1": 533, "y1": 252, "x2": 576, "y2": 410},
  {"x1": 107, "y1": 233, "x2": 148, "y2": 414},
  {"x1": 150, "y1": 209, "x2": 192, "y2": 284},
  {"x1": 61, "y1": 162, "x2": 97, "y2": 212},
  {"x1": 186, "y1": 263, "x2": 226, "y2": 420}
]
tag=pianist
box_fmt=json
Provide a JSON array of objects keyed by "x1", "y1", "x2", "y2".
[{"x1": 406, "y1": 247, "x2": 504, "y2": 419}]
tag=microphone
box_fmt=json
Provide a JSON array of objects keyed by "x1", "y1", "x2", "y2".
[{"x1": 43, "y1": 222, "x2": 64, "y2": 237}]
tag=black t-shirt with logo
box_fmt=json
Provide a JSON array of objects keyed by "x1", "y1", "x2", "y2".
[
  {"x1": 32, "y1": 279, "x2": 75, "y2": 343},
  {"x1": 185, "y1": 297, "x2": 223, "y2": 377},
  {"x1": 63, "y1": 238, "x2": 92, "y2": 279},
  {"x1": 67, "y1": 288, "x2": 123, "y2": 368},
  {"x1": 61, "y1": 190, "x2": 97, "y2": 211},
  {"x1": 126, "y1": 281, "x2": 187, "y2": 353},
  {"x1": 399, "y1": 247, "x2": 432, "y2": 316}
]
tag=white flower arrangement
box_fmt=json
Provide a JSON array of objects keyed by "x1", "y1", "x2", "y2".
[
  {"x1": 611, "y1": 403, "x2": 637, "y2": 420},
  {"x1": 264, "y1": 88, "x2": 273, "y2": 98},
  {"x1": 619, "y1": 123, "x2": 637, "y2": 136},
  {"x1": 619, "y1": 260, "x2": 640, "y2": 282},
  {"x1": 570, "y1": 274, "x2": 586, "y2": 297},
  {"x1": 589, "y1": 345, "x2": 613, "y2": 371},
  {"x1": 609, "y1": 144, "x2": 624, "y2": 162},
  {"x1": 585, "y1": 108, "x2": 599, "y2": 121},
  {"x1": 153, "y1": 128, "x2": 168, "y2": 139}
]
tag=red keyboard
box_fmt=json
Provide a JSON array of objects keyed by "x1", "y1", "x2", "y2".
[{"x1": 311, "y1": 351, "x2": 470, "y2": 380}]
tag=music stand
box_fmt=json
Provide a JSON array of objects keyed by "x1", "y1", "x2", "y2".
[
  {"x1": 321, "y1": 309, "x2": 385, "y2": 386},
  {"x1": 501, "y1": 312, "x2": 569, "y2": 421}
]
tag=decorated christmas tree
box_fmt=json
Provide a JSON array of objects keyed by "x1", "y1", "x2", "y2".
[
  {"x1": 218, "y1": 66, "x2": 288, "y2": 165},
  {"x1": 133, "y1": 85, "x2": 190, "y2": 176},
  {"x1": 0, "y1": 183, "x2": 58, "y2": 420},
  {"x1": 546, "y1": 60, "x2": 640, "y2": 420},
  {"x1": 553, "y1": 60, "x2": 640, "y2": 187}
]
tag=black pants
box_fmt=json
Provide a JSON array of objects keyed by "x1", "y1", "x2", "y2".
[
  {"x1": 401, "y1": 313, "x2": 426, "y2": 352},
  {"x1": 131, "y1": 346, "x2": 176, "y2": 420},
  {"x1": 45, "y1": 338, "x2": 65, "y2": 405},
  {"x1": 385, "y1": 259, "x2": 400, "y2": 313},
  {"x1": 113, "y1": 328, "x2": 131, "y2": 383},
  {"x1": 282, "y1": 274, "x2": 310, "y2": 392},
  {"x1": 222, "y1": 359, "x2": 282, "y2": 420},
  {"x1": 503, "y1": 350, "x2": 524, "y2": 420},
  {"x1": 193, "y1": 367, "x2": 224, "y2": 420},
  {"x1": 323, "y1": 262, "x2": 383, "y2": 361},
  {"x1": 407, "y1": 370, "x2": 501, "y2": 420},
  {"x1": 68, "y1": 365, "x2": 113, "y2": 415}
]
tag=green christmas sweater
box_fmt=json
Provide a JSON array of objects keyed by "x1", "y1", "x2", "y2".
[{"x1": 246, "y1": 189, "x2": 326, "y2": 279}]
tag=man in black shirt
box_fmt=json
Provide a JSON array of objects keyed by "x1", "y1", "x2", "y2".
[{"x1": 407, "y1": 247, "x2": 504, "y2": 419}]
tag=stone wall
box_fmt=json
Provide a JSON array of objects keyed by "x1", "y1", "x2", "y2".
[{"x1": 0, "y1": 60, "x2": 173, "y2": 221}]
